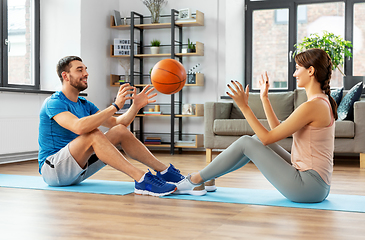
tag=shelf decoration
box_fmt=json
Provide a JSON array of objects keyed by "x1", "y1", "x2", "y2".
[
  {"x1": 118, "y1": 58, "x2": 131, "y2": 82},
  {"x1": 142, "y1": 0, "x2": 167, "y2": 24}
]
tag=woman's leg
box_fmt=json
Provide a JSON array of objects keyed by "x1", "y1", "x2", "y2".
[{"x1": 197, "y1": 135, "x2": 329, "y2": 202}]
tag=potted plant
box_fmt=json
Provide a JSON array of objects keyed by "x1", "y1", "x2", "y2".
[
  {"x1": 142, "y1": 0, "x2": 167, "y2": 24},
  {"x1": 187, "y1": 38, "x2": 196, "y2": 53},
  {"x1": 294, "y1": 31, "x2": 360, "y2": 90},
  {"x1": 150, "y1": 39, "x2": 161, "y2": 54}
]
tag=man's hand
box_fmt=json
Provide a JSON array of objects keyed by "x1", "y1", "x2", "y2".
[
  {"x1": 132, "y1": 85, "x2": 157, "y2": 110},
  {"x1": 115, "y1": 83, "x2": 135, "y2": 109},
  {"x1": 227, "y1": 80, "x2": 250, "y2": 111}
]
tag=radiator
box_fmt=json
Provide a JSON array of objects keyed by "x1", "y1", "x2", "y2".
[{"x1": 0, "y1": 116, "x2": 39, "y2": 156}]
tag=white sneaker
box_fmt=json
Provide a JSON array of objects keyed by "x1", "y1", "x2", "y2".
[
  {"x1": 174, "y1": 175, "x2": 207, "y2": 196},
  {"x1": 204, "y1": 179, "x2": 217, "y2": 192}
]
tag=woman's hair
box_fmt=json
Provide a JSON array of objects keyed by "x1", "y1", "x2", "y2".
[
  {"x1": 295, "y1": 48, "x2": 338, "y2": 120},
  {"x1": 56, "y1": 56, "x2": 83, "y2": 83}
]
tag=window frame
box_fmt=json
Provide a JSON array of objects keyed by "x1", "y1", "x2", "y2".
[
  {"x1": 0, "y1": 0, "x2": 40, "y2": 91},
  {"x1": 245, "y1": 0, "x2": 365, "y2": 92}
]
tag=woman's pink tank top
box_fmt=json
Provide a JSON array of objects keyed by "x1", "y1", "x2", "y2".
[{"x1": 291, "y1": 93, "x2": 335, "y2": 185}]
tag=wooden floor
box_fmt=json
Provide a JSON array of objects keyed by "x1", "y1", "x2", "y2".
[{"x1": 1, "y1": 152, "x2": 365, "y2": 240}]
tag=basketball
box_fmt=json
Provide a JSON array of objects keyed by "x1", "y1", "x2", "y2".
[{"x1": 150, "y1": 59, "x2": 187, "y2": 95}]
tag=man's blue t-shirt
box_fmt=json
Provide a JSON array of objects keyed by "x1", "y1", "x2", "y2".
[{"x1": 38, "y1": 91, "x2": 99, "y2": 173}]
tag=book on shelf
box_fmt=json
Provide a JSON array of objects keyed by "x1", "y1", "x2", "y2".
[
  {"x1": 146, "y1": 137, "x2": 161, "y2": 140},
  {"x1": 143, "y1": 111, "x2": 162, "y2": 115},
  {"x1": 144, "y1": 137, "x2": 161, "y2": 145},
  {"x1": 175, "y1": 140, "x2": 196, "y2": 146}
]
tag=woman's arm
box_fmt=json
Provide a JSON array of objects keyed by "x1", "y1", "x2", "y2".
[
  {"x1": 227, "y1": 81, "x2": 321, "y2": 145},
  {"x1": 259, "y1": 72, "x2": 280, "y2": 129}
]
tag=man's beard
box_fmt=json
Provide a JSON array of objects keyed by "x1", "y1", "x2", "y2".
[{"x1": 70, "y1": 76, "x2": 88, "y2": 91}]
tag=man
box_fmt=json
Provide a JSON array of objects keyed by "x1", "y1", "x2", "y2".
[{"x1": 38, "y1": 56, "x2": 193, "y2": 196}]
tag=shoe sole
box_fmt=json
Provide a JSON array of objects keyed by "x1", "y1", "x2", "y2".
[
  {"x1": 173, "y1": 189, "x2": 207, "y2": 196},
  {"x1": 134, "y1": 187, "x2": 177, "y2": 197},
  {"x1": 205, "y1": 185, "x2": 217, "y2": 192}
]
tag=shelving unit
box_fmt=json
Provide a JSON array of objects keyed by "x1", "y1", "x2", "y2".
[{"x1": 110, "y1": 9, "x2": 204, "y2": 154}]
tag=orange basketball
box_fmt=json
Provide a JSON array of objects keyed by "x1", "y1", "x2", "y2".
[{"x1": 150, "y1": 59, "x2": 186, "y2": 95}]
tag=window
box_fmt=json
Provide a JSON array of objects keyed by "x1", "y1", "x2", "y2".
[
  {"x1": 245, "y1": 0, "x2": 365, "y2": 92},
  {"x1": 1, "y1": 0, "x2": 40, "y2": 90}
]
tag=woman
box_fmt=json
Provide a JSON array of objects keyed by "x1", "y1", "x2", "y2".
[{"x1": 176, "y1": 48, "x2": 337, "y2": 203}]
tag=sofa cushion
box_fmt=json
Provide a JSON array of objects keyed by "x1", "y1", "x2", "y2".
[
  {"x1": 294, "y1": 89, "x2": 307, "y2": 109},
  {"x1": 213, "y1": 119, "x2": 271, "y2": 136},
  {"x1": 213, "y1": 119, "x2": 354, "y2": 138},
  {"x1": 334, "y1": 120, "x2": 354, "y2": 138},
  {"x1": 229, "y1": 92, "x2": 294, "y2": 121},
  {"x1": 337, "y1": 82, "x2": 363, "y2": 121},
  {"x1": 331, "y1": 87, "x2": 344, "y2": 106}
]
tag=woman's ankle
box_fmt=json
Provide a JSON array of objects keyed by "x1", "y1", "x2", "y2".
[{"x1": 190, "y1": 173, "x2": 203, "y2": 185}]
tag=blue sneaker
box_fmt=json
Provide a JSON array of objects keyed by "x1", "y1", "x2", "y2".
[
  {"x1": 134, "y1": 170, "x2": 177, "y2": 197},
  {"x1": 156, "y1": 164, "x2": 185, "y2": 184}
]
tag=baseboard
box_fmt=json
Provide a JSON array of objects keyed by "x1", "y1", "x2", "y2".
[{"x1": 0, "y1": 151, "x2": 38, "y2": 164}]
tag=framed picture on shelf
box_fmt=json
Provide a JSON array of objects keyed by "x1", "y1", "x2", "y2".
[
  {"x1": 178, "y1": 8, "x2": 191, "y2": 20},
  {"x1": 113, "y1": 10, "x2": 122, "y2": 26}
]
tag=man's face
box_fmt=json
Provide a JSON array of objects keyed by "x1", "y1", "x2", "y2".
[{"x1": 66, "y1": 60, "x2": 89, "y2": 91}]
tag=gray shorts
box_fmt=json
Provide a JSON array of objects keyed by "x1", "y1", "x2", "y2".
[{"x1": 41, "y1": 144, "x2": 106, "y2": 186}]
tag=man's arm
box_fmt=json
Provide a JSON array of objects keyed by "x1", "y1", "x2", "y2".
[
  {"x1": 102, "y1": 84, "x2": 157, "y2": 128},
  {"x1": 53, "y1": 105, "x2": 118, "y2": 135}
]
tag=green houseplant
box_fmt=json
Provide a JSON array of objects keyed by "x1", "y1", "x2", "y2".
[
  {"x1": 294, "y1": 31, "x2": 360, "y2": 90},
  {"x1": 294, "y1": 31, "x2": 352, "y2": 76},
  {"x1": 150, "y1": 39, "x2": 161, "y2": 54},
  {"x1": 187, "y1": 38, "x2": 196, "y2": 53}
]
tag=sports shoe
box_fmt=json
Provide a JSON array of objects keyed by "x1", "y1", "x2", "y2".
[
  {"x1": 134, "y1": 170, "x2": 177, "y2": 197},
  {"x1": 156, "y1": 164, "x2": 185, "y2": 184},
  {"x1": 174, "y1": 175, "x2": 207, "y2": 196},
  {"x1": 204, "y1": 179, "x2": 217, "y2": 192}
]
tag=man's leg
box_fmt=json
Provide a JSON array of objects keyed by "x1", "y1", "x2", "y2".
[
  {"x1": 68, "y1": 128, "x2": 145, "y2": 181},
  {"x1": 104, "y1": 124, "x2": 168, "y2": 172}
]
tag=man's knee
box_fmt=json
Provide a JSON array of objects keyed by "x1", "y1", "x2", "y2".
[{"x1": 111, "y1": 124, "x2": 130, "y2": 135}]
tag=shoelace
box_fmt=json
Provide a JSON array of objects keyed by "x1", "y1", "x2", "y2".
[
  {"x1": 169, "y1": 164, "x2": 181, "y2": 174},
  {"x1": 146, "y1": 171, "x2": 166, "y2": 187}
]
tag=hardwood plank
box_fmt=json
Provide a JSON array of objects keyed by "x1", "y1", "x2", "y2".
[{"x1": 0, "y1": 152, "x2": 364, "y2": 239}]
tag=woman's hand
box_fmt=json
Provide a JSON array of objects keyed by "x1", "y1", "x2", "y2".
[
  {"x1": 259, "y1": 71, "x2": 270, "y2": 101},
  {"x1": 227, "y1": 80, "x2": 250, "y2": 110},
  {"x1": 132, "y1": 85, "x2": 158, "y2": 110}
]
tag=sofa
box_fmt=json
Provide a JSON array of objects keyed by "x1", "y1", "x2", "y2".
[{"x1": 204, "y1": 89, "x2": 365, "y2": 168}]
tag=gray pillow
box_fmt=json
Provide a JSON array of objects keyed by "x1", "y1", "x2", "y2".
[
  {"x1": 230, "y1": 92, "x2": 294, "y2": 120},
  {"x1": 337, "y1": 82, "x2": 363, "y2": 121}
]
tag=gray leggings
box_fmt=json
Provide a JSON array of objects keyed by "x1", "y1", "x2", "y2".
[{"x1": 200, "y1": 135, "x2": 330, "y2": 203}]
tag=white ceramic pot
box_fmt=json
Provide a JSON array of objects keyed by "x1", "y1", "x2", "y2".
[{"x1": 151, "y1": 47, "x2": 160, "y2": 54}]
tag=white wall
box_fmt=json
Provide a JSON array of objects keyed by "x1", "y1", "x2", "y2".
[
  {"x1": 0, "y1": 0, "x2": 246, "y2": 157},
  {"x1": 40, "y1": 0, "x2": 82, "y2": 91}
]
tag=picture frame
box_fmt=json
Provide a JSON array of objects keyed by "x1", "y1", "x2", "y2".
[
  {"x1": 178, "y1": 8, "x2": 191, "y2": 20},
  {"x1": 113, "y1": 10, "x2": 122, "y2": 26}
]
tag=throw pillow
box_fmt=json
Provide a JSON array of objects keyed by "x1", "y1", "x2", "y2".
[
  {"x1": 330, "y1": 87, "x2": 343, "y2": 106},
  {"x1": 337, "y1": 82, "x2": 363, "y2": 121}
]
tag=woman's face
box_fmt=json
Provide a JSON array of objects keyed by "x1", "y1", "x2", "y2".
[{"x1": 293, "y1": 64, "x2": 311, "y2": 88}]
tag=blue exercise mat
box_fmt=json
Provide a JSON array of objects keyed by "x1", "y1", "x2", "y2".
[
  {"x1": 163, "y1": 187, "x2": 365, "y2": 213},
  {"x1": 0, "y1": 174, "x2": 135, "y2": 195}
]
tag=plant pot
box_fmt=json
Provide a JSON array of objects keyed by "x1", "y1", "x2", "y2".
[
  {"x1": 151, "y1": 47, "x2": 160, "y2": 54},
  {"x1": 343, "y1": 76, "x2": 365, "y2": 90},
  {"x1": 187, "y1": 48, "x2": 196, "y2": 53}
]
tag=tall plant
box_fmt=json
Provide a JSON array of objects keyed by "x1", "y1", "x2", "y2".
[
  {"x1": 294, "y1": 31, "x2": 352, "y2": 76},
  {"x1": 142, "y1": 0, "x2": 168, "y2": 24}
]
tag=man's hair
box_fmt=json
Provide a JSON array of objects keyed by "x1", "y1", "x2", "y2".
[{"x1": 56, "y1": 56, "x2": 83, "y2": 83}]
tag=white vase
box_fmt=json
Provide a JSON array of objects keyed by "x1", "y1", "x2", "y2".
[{"x1": 151, "y1": 47, "x2": 160, "y2": 54}]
